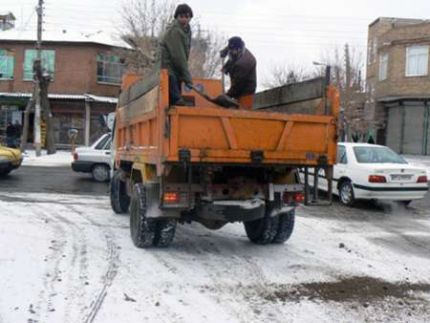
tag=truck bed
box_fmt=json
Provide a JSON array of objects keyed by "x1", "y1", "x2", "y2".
[
  {"x1": 114, "y1": 70, "x2": 339, "y2": 173},
  {"x1": 167, "y1": 106, "x2": 337, "y2": 165}
]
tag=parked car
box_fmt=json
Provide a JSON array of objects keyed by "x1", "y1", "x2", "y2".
[
  {"x1": 302, "y1": 142, "x2": 428, "y2": 206},
  {"x1": 71, "y1": 133, "x2": 111, "y2": 182},
  {"x1": 0, "y1": 145, "x2": 23, "y2": 176}
]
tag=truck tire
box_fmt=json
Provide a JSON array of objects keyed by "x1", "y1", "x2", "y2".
[
  {"x1": 110, "y1": 170, "x2": 130, "y2": 214},
  {"x1": 244, "y1": 211, "x2": 279, "y2": 245},
  {"x1": 271, "y1": 209, "x2": 295, "y2": 244},
  {"x1": 130, "y1": 183, "x2": 156, "y2": 248},
  {"x1": 153, "y1": 219, "x2": 177, "y2": 247}
]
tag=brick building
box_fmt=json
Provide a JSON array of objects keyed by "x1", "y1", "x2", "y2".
[
  {"x1": 0, "y1": 30, "x2": 129, "y2": 147},
  {"x1": 366, "y1": 17, "x2": 430, "y2": 155}
]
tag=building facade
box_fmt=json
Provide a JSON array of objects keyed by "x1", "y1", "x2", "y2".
[
  {"x1": 0, "y1": 30, "x2": 128, "y2": 147},
  {"x1": 366, "y1": 17, "x2": 430, "y2": 155}
]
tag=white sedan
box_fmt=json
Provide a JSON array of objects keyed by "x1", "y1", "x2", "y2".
[
  {"x1": 304, "y1": 143, "x2": 428, "y2": 206},
  {"x1": 71, "y1": 133, "x2": 112, "y2": 182}
]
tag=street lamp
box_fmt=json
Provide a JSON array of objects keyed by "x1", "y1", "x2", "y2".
[
  {"x1": 312, "y1": 61, "x2": 331, "y2": 86},
  {"x1": 313, "y1": 61, "x2": 347, "y2": 140}
]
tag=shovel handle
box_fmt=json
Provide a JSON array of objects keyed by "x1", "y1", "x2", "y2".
[
  {"x1": 188, "y1": 84, "x2": 214, "y2": 102},
  {"x1": 221, "y1": 57, "x2": 225, "y2": 94}
]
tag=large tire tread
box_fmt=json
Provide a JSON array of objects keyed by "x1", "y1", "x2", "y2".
[
  {"x1": 272, "y1": 210, "x2": 295, "y2": 244},
  {"x1": 244, "y1": 213, "x2": 279, "y2": 245},
  {"x1": 110, "y1": 170, "x2": 130, "y2": 214},
  {"x1": 130, "y1": 183, "x2": 155, "y2": 248}
]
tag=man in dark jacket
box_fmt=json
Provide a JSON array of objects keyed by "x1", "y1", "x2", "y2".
[
  {"x1": 6, "y1": 122, "x2": 17, "y2": 148},
  {"x1": 160, "y1": 3, "x2": 193, "y2": 106},
  {"x1": 220, "y1": 37, "x2": 257, "y2": 110}
]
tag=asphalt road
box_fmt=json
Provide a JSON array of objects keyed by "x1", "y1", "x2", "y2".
[
  {"x1": 2, "y1": 164, "x2": 429, "y2": 207},
  {"x1": 0, "y1": 166, "x2": 109, "y2": 196}
]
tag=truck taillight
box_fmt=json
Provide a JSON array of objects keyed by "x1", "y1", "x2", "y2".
[
  {"x1": 283, "y1": 192, "x2": 304, "y2": 204},
  {"x1": 417, "y1": 175, "x2": 428, "y2": 183},
  {"x1": 73, "y1": 152, "x2": 78, "y2": 161},
  {"x1": 163, "y1": 192, "x2": 179, "y2": 203},
  {"x1": 293, "y1": 192, "x2": 305, "y2": 203},
  {"x1": 369, "y1": 175, "x2": 386, "y2": 183}
]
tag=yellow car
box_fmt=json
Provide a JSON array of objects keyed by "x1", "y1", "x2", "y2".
[{"x1": 0, "y1": 145, "x2": 23, "y2": 176}]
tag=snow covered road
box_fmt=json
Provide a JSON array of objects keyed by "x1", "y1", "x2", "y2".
[{"x1": 1, "y1": 189, "x2": 430, "y2": 322}]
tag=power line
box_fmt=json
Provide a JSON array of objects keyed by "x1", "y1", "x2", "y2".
[
  {"x1": 16, "y1": 7, "x2": 36, "y2": 32},
  {"x1": 43, "y1": 16, "x2": 368, "y2": 37},
  {"x1": 43, "y1": 1, "x2": 119, "y2": 12}
]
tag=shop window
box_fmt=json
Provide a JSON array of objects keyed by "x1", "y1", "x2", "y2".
[
  {"x1": 406, "y1": 45, "x2": 428, "y2": 77},
  {"x1": 23, "y1": 49, "x2": 56, "y2": 80},
  {"x1": 97, "y1": 54, "x2": 125, "y2": 85},
  {"x1": 0, "y1": 49, "x2": 14, "y2": 80}
]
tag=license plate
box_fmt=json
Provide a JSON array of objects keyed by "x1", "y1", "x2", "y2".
[{"x1": 391, "y1": 174, "x2": 412, "y2": 181}]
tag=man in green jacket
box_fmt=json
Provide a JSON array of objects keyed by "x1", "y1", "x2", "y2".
[{"x1": 160, "y1": 3, "x2": 193, "y2": 106}]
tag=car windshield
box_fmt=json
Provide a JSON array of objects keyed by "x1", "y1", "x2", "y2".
[{"x1": 353, "y1": 146, "x2": 407, "y2": 164}]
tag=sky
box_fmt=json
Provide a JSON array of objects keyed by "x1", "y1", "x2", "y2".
[{"x1": 3, "y1": 0, "x2": 430, "y2": 86}]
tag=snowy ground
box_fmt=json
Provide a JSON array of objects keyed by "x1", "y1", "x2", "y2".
[
  {"x1": 1, "y1": 152, "x2": 430, "y2": 322},
  {"x1": 22, "y1": 150, "x2": 72, "y2": 167},
  {"x1": 0, "y1": 190, "x2": 429, "y2": 323}
]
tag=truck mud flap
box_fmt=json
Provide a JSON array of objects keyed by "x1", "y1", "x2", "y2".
[{"x1": 196, "y1": 199, "x2": 265, "y2": 222}]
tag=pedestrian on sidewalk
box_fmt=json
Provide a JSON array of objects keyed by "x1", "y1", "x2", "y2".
[{"x1": 6, "y1": 122, "x2": 17, "y2": 148}]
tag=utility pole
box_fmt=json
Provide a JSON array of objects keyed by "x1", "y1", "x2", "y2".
[
  {"x1": 344, "y1": 43, "x2": 351, "y2": 141},
  {"x1": 34, "y1": 0, "x2": 43, "y2": 156}
]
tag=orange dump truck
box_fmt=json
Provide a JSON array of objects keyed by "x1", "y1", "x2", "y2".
[{"x1": 110, "y1": 69, "x2": 339, "y2": 248}]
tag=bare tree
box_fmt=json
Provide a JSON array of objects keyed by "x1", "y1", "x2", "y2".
[
  {"x1": 317, "y1": 44, "x2": 367, "y2": 141},
  {"x1": 318, "y1": 44, "x2": 363, "y2": 91},
  {"x1": 118, "y1": 0, "x2": 174, "y2": 74},
  {"x1": 263, "y1": 64, "x2": 312, "y2": 88},
  {"x1": 189, "y1": 27, "x2": 225, "y2": 79},
  {"x1": 20, "y1": 60, "x2": 55, "y2": 154},
  {"x1": 119, "y1": 0, "x2": 224, "y2": 78}
]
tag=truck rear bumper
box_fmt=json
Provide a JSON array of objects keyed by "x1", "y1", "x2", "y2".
[{"x1": 196, "y1": 199, "x2": 266, "y2": 222}]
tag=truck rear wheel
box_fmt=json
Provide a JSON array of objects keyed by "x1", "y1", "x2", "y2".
[
  {"x1": 271, "y1": 209, "x2": 295, "y2": 244},
  {"x1": 130, "y1": 183, "x2": 156, "y2": 248},
  {"x1": 110, "y1": 169, "x2": 130, "y2": 214},
  {"x1": 244, "y1": 209, "x2": 279, "y2": 245}
]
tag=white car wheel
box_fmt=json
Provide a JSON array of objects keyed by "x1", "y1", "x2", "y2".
[
  {"x1": 92, "y1": 164, "x2": 110, "y2": 182},
  {"x1": 339, "y1": 181, "x2": 355, "y2": 206}
]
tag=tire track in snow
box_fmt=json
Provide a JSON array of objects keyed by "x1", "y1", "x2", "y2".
[
  {"x1": 50, "y1": 208, "x2": 91, "y2": 323},
  {"x1": 29, "y1": 204, "x2": 69, "y2": 323},
  {"x1": 154, "y1": 226, "x2": 267, "y2": 322},
  {"x1": 82, "y1": 231, "x2": 119, "y2": 323},
  {"x1": 66, "y1": 205, "x2": 120, "y2": 323}
]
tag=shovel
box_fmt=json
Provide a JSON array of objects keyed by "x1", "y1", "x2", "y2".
[{"x1": 188, "y1": 84, "x2": 239, "y2": 108}]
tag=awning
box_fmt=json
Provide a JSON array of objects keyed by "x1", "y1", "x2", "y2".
[{"x1": 0, "y1": 92, "x2": 118, "y2": 104}]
